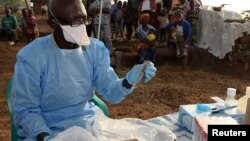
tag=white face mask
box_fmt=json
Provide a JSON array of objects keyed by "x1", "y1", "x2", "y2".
[{"x1": 60, "y1": 24, "x2": 90, "y2": 46}]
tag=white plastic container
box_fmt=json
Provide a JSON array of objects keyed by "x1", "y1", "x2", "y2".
[
  {"x1": 193, "y1": 116, "x2": 239, "y2": 141},
  {"x1": 237, "y1": 87, "x2": 250, "y2": 114},
  {"x1": 244, "y1": 98, "x2": 250, "y2": 124},
  {"x1": 225, "y1": 88, "x2": 238, "y2": 107}
]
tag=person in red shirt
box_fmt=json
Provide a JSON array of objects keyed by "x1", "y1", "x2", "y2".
[{"x1": 26, "y1": 9, "x2": 39, "y2": 42}]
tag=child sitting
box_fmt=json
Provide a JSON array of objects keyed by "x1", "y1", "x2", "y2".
[
  {"x1": 165, "y1": 9, "x2": 192, "y2": 70},
  {"x1": 167, "y1": 24, "x2": 183, "y2": 57},
  {"x1": 26, "y1": 9, "x2": 39, "y2": 42},
  {"x1": 135, "y1": 13, "x2": 157, "y2": 64},
  {"x1": 157, "y1": 9, "x2": 169, "y2": 46}
]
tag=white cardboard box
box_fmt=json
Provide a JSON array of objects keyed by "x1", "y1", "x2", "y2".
[
  {"x1": 178, "y1": 104, "x2": 211, "y2": 132},
  {"x1": 193, "y1": 116, "x2": 239, "y2": 141},
  {"x1": 178, "y1": 104, "x2": 244, "y2": 132}
]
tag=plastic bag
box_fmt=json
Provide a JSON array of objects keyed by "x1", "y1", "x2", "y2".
[
  {"x1": 49, "y1": 108, "x2": 176, "y2": 141},
  {"x1": 50, "y1": 126, "x2": 96, "y2": 141},
  {"x1": 93, "y1": 108, "x2": 176, "y2": 141}
]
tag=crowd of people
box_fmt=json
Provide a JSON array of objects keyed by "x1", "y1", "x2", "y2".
[
  {"x1": 0, "y1": 8, "x2": 39, "y2": 45},
  {"x1": 83, "y1": 0, "x2": 201, "y2": 69},
  {"x1": 0, "y1": 0, "x2": 202, "y2": 68}
]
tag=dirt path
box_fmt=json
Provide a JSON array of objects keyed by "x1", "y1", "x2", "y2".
[{"x1": 0, "y1": 42, "x2": 26, "y2": 140}]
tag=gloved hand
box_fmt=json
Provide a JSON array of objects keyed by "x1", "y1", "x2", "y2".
[{"x1": 126, "y1": 61, "x2": 157, "y2": 86}]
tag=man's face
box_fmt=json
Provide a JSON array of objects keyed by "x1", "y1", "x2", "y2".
[
  {"x1": 117, "y1": 1, "x2": 122, "y2": 8},
  {"x1": 5, "y1": 9, "x2": 11, "y2": 16},
  {"x1": 190, "y1": 2, "x2": 195, "y2": 9},
  {"x1": 174, "y1": 14, "x2": 183, "y2": 24},
  {"x1": 28, "y1": 10, "x2": 33, "y2": 16},
  {"x1": 22, "y1": 9, "x2": 27, "y2": 17},
  {"x1": 157, "y1": 3, "x2": 161, "y2": 9},
  {"x1": 50, "y1": 0, "x2": 87, "y2": 27},
  {"x1": 50, "y1": 0, "x2": 87, "y2": 36}
]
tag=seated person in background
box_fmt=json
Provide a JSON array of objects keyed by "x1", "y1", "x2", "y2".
[
  {"x1": 15, "y1": 8, "x2": 28, "y2": 43},
  {"x1": 157, "y1": 8, "x2": 169, "y2": 46},
  {"x1": 11, "y1": 0, "x2": 157, "y2": 140},
  {"x1": 135, "y1": 13, "x2": 157, "y2": 64},
  {"x1": 26, "y1": 9, "x2": 39, "y2": 42},
  {"x1": 165, "y1": 9, "x2": 192, "y2": 70},
  {"x1": 0, "y1": 8, "x2": 17, "y2": 45}
]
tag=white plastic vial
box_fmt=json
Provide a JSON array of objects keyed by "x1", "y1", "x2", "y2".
[
  {"x1": 225, "y1": 88, "x2": 238, "y2": 107},
  {"x1": 238, "y1": 87, "x2": 250, "y2": 113}
]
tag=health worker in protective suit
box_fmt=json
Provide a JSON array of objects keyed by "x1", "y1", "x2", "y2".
[{"x1": 10, "y1": 0, "x2": 157, "y2": 140}]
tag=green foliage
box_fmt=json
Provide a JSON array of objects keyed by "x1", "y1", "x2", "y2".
[
  {"x1": 4, "y1": 0, "x2": 25, "y2": 7},
  {"x1": 3, "y1": 0, "x2": 26, "y2": 13}
]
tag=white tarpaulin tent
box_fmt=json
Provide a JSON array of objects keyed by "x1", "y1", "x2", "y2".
[
  {"x1": 196, "y1": 6, "x2": 250, "y2": 59},
  {"x1": 202, "y1": 0, "x2": 250, "y2": 13}
]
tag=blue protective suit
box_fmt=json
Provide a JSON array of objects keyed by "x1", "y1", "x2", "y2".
[{"x1": 11, "y1": 34, "x2": 133, "y2": 140}]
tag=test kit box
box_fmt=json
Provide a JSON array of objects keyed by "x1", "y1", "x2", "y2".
[
  {"x1": 178, "y1": 104, "x2": 244, "y2": 132},
  {"x1": 178, "y1": 104, "x2": 211, "y2": 132}
]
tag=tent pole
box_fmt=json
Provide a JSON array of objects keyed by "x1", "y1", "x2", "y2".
[{"x1": 97, "y1": 0, "x2": 103, "y2": 40}]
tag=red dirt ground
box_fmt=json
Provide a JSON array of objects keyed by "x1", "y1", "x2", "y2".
[{"x1": 1, "y1": 16, "x2": 250, "y2": 141}]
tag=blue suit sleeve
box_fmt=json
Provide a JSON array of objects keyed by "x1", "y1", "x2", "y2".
[
  {"x1": 11, "y1": 55, "x2": 51, "y2": 139},
  {"x1": 93, "y1": 41, "x2": 133, "y2": 104},
  {"x1": 184, "y1": 21, "x2": 192, "y2": 40},
  {"x1": 136, "y1": 26, "x2": 147, "y2": 43},
  {"x1": 182, "y1": 21, "x2": 192, "y2": 46}
]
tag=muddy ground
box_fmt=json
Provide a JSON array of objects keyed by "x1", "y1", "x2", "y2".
[{"x1": 1, "y1": 16, "x2": 250, "y2": 141}]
